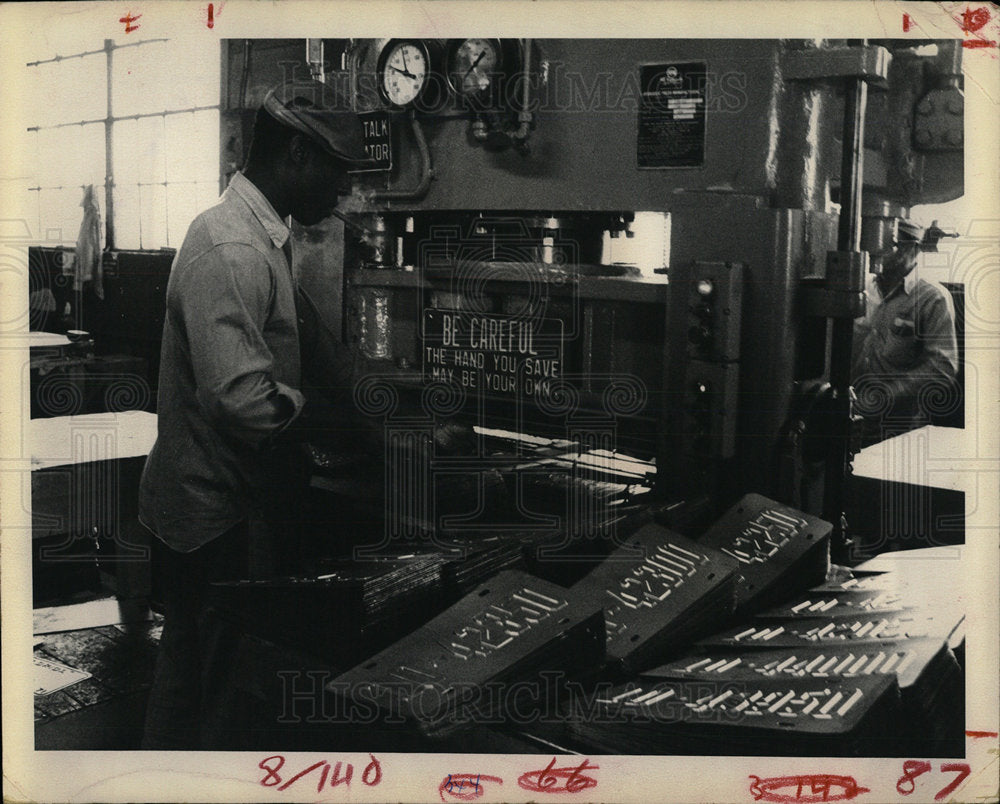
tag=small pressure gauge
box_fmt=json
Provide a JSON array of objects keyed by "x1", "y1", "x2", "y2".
[
  {"x1": 447, "y1": 38, "x2": 502, "y2": 100},
  {"x1": 378, "y1": 40, "x2": 430, "y2": 107}
]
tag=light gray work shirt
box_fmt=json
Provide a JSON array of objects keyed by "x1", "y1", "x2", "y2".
[{"x1": 139, "y1": 172, "x2": 305, "y2": 552}]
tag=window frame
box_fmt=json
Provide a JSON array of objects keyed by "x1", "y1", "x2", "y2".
[{"x1": 26, "y1": 37, "x2": 221, "y2": 251}]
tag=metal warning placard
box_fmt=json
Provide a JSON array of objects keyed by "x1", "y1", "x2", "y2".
[
  {"x1": 637, "y1": 61, "x2": 708, "y2": 168},
  {"x1": 422, "y1": 309, "x2": 563, "y2": 400}
]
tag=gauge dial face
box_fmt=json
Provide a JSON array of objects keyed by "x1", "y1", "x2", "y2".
[
  {"x1": 448, "y1": 38, "x2": 501, "y2": 98},
  {"x1": 381, "y1": 41, "x2": 429, "y2": 106}
]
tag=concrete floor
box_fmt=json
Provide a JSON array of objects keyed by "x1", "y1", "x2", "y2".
[{"x1": 34, "y1": 611, "x2": 161, "y2": 750}]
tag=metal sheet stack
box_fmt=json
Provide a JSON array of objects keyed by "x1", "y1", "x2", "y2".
[
  {"x1": 208, "y1": 553, "x2": 447, "y2": 663},
  {"x1": 330, "y1": 570, "x2": 606, "y2": 738},
  {"x1": 313, "y1": 554, "x2": 447, "y2": 616},
  {"x1": 566, "y1": 674, "x2": 899, "y2": 756},
  {"x1": 438, "y1": 536, "x2": 526, "y2": 598},
  {"x1": 570, "y1": 524, "x2": 739, "y2": 675},
  {"x1": 697, "y1": 493, "x2": 832, "y2": 613}
]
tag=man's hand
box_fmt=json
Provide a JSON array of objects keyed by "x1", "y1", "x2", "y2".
[{"x1": 432, "y1": 420, "x2": 477, "y2": 456}]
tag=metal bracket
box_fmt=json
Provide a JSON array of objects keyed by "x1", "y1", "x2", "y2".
[
  {"x1": 824, "y1": 250, "x2": 868, "y2": 293},
  {"x1": 782, "y1": 46, "x2": 891, "y2": 88},
  {"x1": 800, "y1": 287, "x2": 865, "y2": 318},
  {"x1": 800, "y1": 250, "x2": 868, "y2": 317}
]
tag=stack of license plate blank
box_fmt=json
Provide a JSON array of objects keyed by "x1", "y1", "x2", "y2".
[
  {"x1": 437, "y1": 535, "x2": 526, "y2": 598},
  {"x1": 330, "y1": 570, "x2": 606, "y2": 738},
  {"x1": 566, "y1": 673, "x2": 899, "y2": 756},
  {"x1": 697, "y1": 494, "x2": 831, "y2": 613},
  {"x1": 312, "y1": 554, "x2": 446, "y2": 615},
  {"x1": 570, "y1": 524, "x2": 739, "y2": 675},
  {"x1": 208, "y1": 553, "x2": 446, "y2": 662}
]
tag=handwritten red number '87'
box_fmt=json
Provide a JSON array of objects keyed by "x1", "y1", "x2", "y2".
[{"x1": 896, "y1": 761, "x2": 971, "y2": 801}]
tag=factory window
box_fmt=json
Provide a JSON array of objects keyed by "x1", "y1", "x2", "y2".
[{"x1": 25, "y1": 38, "x2": 221, "y2": 250}]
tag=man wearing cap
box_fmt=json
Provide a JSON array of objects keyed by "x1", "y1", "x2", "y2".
[
  {"x1": 852, "y1": 220, "x2": 959, "y2": 445},
  {"x1": 138, "y1": 80, "x2": 369, "y2": 749}
]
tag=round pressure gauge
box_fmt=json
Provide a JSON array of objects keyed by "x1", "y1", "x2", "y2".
[
  {"x1": 447, "y1": 38, "x2": 502, "y2": 100},
  {"x1": 378, "y1": 40, "x2": 430, "y2": 107}
]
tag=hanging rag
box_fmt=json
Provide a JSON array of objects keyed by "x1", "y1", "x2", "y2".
[{"x1": 74, "y1": 184, "x2": 104, "y2": 300}]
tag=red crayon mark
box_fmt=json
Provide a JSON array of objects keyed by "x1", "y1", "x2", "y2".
[
  {"x1": 517, "y1": 758, "x2": 599, "y2": 794},
  {"x1": 896, "y1": 760, "x2": 933, "y2": 795},
  {"x1": 934, "y1": 763, "x2": 971, "y2": 801},
  {"x1": 329, "y1": 761, "x2": 353, "y2": 787},
  {"x1": 961, "y1": 5, "x2": 991, "y2": 32},
  {"x1": 966, "y1": 730, "x2": 999, "y2": 738},
  {"x1": 361, "y1": 754, "x2": 382, "y2": 787},
  {"x1": 957, "y1": 6, "x2": 997, "y2": 49},
  {"x1": 749, "y1": 774, "x2": 870, "y2": 803},
  {"x1": 119, "y1": 11, "x2": 141, "y2": 33},
  {"x1": 257, "y1": 754, "x2": 381, "y2": 791},
  {"x1": 277, "y1": 760, "x2": 326, "y2": 792},
  {"x1": 439, "y1": 773, "x2": 503, "y2": 801},
  {"x1": 259, "y1": 755, "x2": 285, "y2": 787},
  {"x1": 207, "y1": 3, "x2": 214, "y2": 28},
  {"x1": 896, "y1": 761, "x2": 973, "y2": 800},
  {"x1": 903, "y1": 13, "x2": 912, "y2": 32}
]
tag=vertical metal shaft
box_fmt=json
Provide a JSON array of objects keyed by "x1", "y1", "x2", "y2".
[
  {"x1": 824, "y1": 77, "x2": 868, "y2": 556},
  {"x1": 837, "y1": 81, "x2": 867, "y2": 253},
  {"x1": 104, "y1": 39, "x2": 116, "y2": 250}
]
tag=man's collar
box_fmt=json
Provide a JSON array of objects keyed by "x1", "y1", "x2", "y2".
[
  {"x1": 228, "y1": 172, "x2": 290, "y2": 249},
  {"x1": 872, "y1": 267, "x2": 918, "y2": 300}
]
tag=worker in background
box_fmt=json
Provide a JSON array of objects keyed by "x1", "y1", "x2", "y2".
[
  {"x1": 851, "y1": 219, "x2": 959, "y2": 446},
  {"x1": 138, "y1": 80, "x2": 370, "y2": 749}
]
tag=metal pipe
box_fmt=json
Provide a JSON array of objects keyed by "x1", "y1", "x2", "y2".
[
  {"x1": 370, "y1": 109, "x2": 433, "y2": 201},
  {"x1": 823, "y1": 75, "x2": 868, "y2": 558},
  {"x1": 510, "y1": 38, "x2": 534, "y2": 149},
  {"x1": 240, "y1": 40, "x2": 253, "y2": 109},
  {"x1": 329, "y1": 208, "x2": 377, "y2": 237}
]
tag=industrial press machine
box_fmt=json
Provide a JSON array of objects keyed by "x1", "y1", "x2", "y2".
[{"x1": 235, "y1": 38, "x2": 964, "y2": 550}]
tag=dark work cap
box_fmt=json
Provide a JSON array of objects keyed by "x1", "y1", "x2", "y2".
[
  {"x1": 262, "y1": 79, "x2": 369, "y2": 166},
  {"x1": 896, "y1": 219, "x2": 924, "y2": 244}
]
